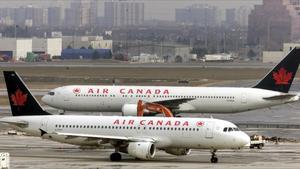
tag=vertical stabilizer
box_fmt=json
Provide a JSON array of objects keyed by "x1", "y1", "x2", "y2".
[
  {"x1": 253, "y1": 48, "x2": 300, "y2": 93},
  {"x1": 3, "y1": 71, "x2": 50, "y2": 116}
]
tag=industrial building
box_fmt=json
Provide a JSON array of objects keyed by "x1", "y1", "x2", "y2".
[
  {"x1": 0, "y1": 37, "x2": 62, "y2": 60},
  {"x1": 32, "y1": 38, "x2": 62, "y2": 58},
  {"x1": 0, "y1": 38, "x2": 32, "y2": 60},
  {"x1": 61, "y1": 48, "x2": 112, "y2": 60},
  {"x1": 62, "y1": 36, "x2": 113, "y2": 50},
  {"x1": 263, "y1": 43, "x2": 300, "y2": 63}
]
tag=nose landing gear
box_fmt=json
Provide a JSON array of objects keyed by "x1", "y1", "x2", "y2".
[{"x1": 210, "y1": 149, "x2": 218, "y2": 163}]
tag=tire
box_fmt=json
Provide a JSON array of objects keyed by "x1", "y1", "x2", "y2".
[
  {"x1": 257, "y1": 144, "x2": 262, "y2": 149},
  {"x1": 211, "y1": 157, "x2": 218, "y2": 163},
  {"x1": 110, "y1": 152, "x2": 122, "y2": 161}
]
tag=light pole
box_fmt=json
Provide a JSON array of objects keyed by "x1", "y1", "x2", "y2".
[{"x1": 14, "y1": 25, "x2": 18, "y2": 39}]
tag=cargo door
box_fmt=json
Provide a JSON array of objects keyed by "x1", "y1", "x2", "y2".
[
  {"x1": 205, "y1": 121, "x2": 214, "y2": 138},
  {"x1": 241, "y1": 93, "x2": 247, "y2": 104}
]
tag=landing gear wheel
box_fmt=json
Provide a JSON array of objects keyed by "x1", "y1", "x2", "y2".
[
  {"x1": 210, "y1": 157, "x2": 218, "y2": 163},
  {"x1": 257, "y1": 144, "x2": 262, "y2": 149},
  {"x1": 210, "y1": 149, "x2": 218, "y2": 163},
  {"x1": 110, "y1": 152, "x2": 122, "y2": 161}
]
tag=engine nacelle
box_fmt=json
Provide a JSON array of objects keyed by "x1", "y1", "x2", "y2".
[
  {"x1": 165, "y1": 148, "x2": 191, "y2": 156},
  {"x1": 121, "y1": 104, "x2": 138, "y2": 116},
  {"x1": 127, "y1": 142, "x2": 156, "y2": 160}
]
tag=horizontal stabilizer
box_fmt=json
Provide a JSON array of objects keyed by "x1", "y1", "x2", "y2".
[
  {"x1": 0, "y1": 120, "x2": 28, "y2": 128},
  {"x1": 263, "y1": 94, "x2": 298, "y2": 100}
]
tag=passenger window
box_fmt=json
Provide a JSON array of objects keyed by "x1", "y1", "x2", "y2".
[{"x1": 223, "y1": 127, "x2": 227, "y2": 132}]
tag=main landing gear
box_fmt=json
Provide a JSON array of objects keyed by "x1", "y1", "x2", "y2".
[
  {"x1": 210, "y1": 149, "x2": 218, "y2": 163},
  {"x1": 110, "y1": 147, "x2": 122, "y2": 161},
  {"x1": 110, "y1": 152, "x2": 122, "y2": 161}
]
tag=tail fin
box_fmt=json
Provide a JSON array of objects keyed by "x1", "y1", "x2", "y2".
[
  {"x1": 3, "y1": 71, "x2": 51, "y2": 116},
  {"x1": 253, "y1": 47, "x2": 300, "y2": 93}
]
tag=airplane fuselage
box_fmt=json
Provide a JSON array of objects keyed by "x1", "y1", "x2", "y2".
[
  {"x1": 0, "y1": 115, "x2": 250, "y2": 150},
  {"x1": 42, "y1": 85, "x2": 299, "y2": 114}
]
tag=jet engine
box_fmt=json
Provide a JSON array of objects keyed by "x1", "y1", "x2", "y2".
[
  {"x1": 165, "y1": 148, "x2": 191, "y2": 156},
  {"x1": 121, "y1": 104, "x2": 138, "y2": 116},
  {"x1": 126, "y1": 142, "x2": 156, "y2": 160}
]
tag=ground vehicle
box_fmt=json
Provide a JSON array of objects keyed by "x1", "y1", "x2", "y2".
[{"x1": 250, "y1": 135, "x2": 265, "y2": 149}]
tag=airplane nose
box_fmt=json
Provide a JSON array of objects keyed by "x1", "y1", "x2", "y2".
[
  {"x1": 240, "y1": 132, "x2": 251, "y2": 147},
  {"x1": 41, "y1": 95, "x2": 50, "y2": 104}
]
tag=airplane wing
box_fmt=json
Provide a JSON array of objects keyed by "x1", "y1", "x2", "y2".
[
  {"x1": 55, "y1": 132, "x2": 156, "y2": 143},
  {"x1": 153, "y1": 98, "x2": 194, "y2": 110},
  {"x1": 263, "y1": 94, "x2": 298, "y2": 100}
]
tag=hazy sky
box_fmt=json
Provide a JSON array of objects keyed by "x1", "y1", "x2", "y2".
[{"x1": 0, "y1": 0, "x2": 262, "y2": 20}]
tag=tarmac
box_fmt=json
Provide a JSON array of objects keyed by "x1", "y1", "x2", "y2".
[{"x1": 0, "y1": 134, "x2": 299, "y2": 169}]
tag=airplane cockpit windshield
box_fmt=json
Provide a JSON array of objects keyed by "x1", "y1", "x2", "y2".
[{"x1": 223, "y1": 127, "x2": 240, "y2": 132}]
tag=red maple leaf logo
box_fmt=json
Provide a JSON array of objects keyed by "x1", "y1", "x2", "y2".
[
  {"x1": 272, "y1": 68, "x2": 292, "y2": 85},
  {"x1": 10, "y1": 89, "x2": 28, "y2": 106},
  {"x1": 73, "y1": 88, "x2": 81, "y2": 94},
  {"x1": 196, "y1": 121, "x2": 205, "y2": 127}
]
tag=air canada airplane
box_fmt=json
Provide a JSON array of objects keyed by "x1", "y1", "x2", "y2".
[
  {"x1": 0, "y1": 71, "x2": 250, "y2": 163},
  {"x1": 42, "y1": 48, "x2": 300, "y2": 115}
]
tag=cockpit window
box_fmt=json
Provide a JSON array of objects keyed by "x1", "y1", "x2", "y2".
[
  {"x1": 224, "y1": 127, "x2": 240, "y2": 132},
  {"x1": 48, "y1": 92, "x2": 55, "y2": 96}
]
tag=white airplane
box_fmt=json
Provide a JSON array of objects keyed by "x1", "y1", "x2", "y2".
[
  {"x1": 42, "y1": 48, "x2": 300, "y2": 115},
  {"x1": 0, "y1": 71, "x2": 250, "y2": 163}
]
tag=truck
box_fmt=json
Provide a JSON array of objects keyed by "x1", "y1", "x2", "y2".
[
  {"x1": 0, "y1": 152, "x2": 9, "y2": 169},
  {"x1": 250, "y1": 135, "x2": 265, "y2": 149},
  {"x1": 204, "y1": 53, "x2": 233, "y2": 62}
]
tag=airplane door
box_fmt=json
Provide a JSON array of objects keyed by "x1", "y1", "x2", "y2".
[
  {"x1": 241, "y1": 93, "x2": 247, "y2": 104},
  {"x1": 40, "y1": 118, "x2": 48, "y2": 131},
  {"x1": 205, "y1": 121, "x2": 214, "y2": 138}
]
